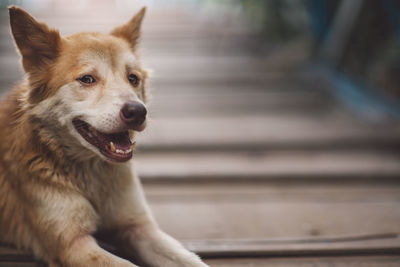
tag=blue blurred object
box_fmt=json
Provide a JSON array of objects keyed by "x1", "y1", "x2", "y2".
[
  {"x1": 307, "y1": 0, "x2": 331, "y2": 42},
  {"x1": 331, "y1": 71, "x2": 400, "y2": 118},
  {"x1": 307, "y1": 0, "x2": 400, "y2": 118}
]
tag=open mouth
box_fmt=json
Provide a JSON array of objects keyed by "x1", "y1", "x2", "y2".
[{"x1": 72, "y1": 119, "x2": 134, "y2": 162}]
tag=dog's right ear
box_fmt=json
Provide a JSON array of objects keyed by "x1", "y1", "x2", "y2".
[{"x1": 8, "y1": 6, "x2": 61, "y2": 73}]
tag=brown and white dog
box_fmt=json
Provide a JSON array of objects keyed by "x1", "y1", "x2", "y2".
[{"x1": 0, "y1": 6, "x2": 208, "y2": 267}]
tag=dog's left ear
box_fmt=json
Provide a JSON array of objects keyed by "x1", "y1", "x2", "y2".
[{"x1": 111, "y1": 7, "x2": 146, "y2": 49}]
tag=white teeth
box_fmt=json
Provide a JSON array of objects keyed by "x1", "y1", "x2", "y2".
[
  {"x1": 115, "y1": 148, "x2": 132, "y2": 154},
  {"x1": 110, "y1": 142, "x2": 134, "y2": 155},
  {"x1": 110, "y1": 142, "x2": 133, "y2": 154},
  {"x1": 110, "y1": 142, "x2": 116, "y2": 152}
]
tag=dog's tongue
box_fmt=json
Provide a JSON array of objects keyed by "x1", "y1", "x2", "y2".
[{"x1": 99, "y1": 131, "x2": 131, "y2": 150}]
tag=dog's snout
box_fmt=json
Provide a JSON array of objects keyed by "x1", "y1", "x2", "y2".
[{"x1": 120, "y1": 101, "x2": 147, "y2": 130}]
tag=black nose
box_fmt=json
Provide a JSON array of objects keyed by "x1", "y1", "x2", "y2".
[{"x1": 120, "y1": 101, "x2": 147, "y2": 130}]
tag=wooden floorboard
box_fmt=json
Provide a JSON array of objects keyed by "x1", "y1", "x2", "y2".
[
  {"x1": 2, "y1": 256, "x2": 400, "y2": 267},
  {"x1": 2, "y1": 234, "x2": 400, "y2": 265},
  {"x1": 184, "y1": 234, "x2": 400, "y2": 258},
  {"x1": 205, "y1": 256, "x2": 400, "y2": 267},
  {"x1": 146, "y1": 182, "x2": 400, "y2": 240},
  {"x1": 2, "y1": 235, "x2": 400, "y2": 266},
  {"x1": 137, "y1": 115, "x2": 400, "y2": 151},
  {"x1": 135, "y1": 150, "x2": 400, "y2": 181}
]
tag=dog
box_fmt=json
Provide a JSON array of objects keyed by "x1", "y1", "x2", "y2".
[{"x1": 0, "y1": 6, "x2": 208, "y2": 267}]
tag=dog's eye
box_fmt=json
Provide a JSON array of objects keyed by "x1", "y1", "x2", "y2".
[
  {"x1": 78, "y1": 75, "x2": 96, "y2": 84},
  {"x1": 128, "y1": 74, "x2": 140, "y2": 87}
]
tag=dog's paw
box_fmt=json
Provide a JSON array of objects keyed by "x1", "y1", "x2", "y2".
[
  {"x1": 134, "y1": 232, "x2": 209, "y2": 267},
  {"x1": 166, "y1": 249, "x2": 209, "y2": 267},
  {"x1": 176, "y1": 253, "x2": 209, "y2": 267},
  {"x1": 141, "y1": 251, "x2": 209, "y2": 267}
]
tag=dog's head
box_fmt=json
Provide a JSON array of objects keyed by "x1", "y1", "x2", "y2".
[{"x1": 9, "y1": 6, "x2": 148, "y2": 163}]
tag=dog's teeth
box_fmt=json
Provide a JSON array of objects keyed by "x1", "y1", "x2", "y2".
[
  {"x1": 110, "y1": 143, "x2": 132, "y2": 155},
  {"x1": 110, "y1": 142, "x2": 116, "y2": 152},
  {"x1": 116, "y1": 149, "x2": 126, "y2": 154},
  {"x1": 114, "y1": 148, "x2": 133, "y2": 154}
]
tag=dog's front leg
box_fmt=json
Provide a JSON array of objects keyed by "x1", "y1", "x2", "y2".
[
  {"x1": 55, "y1": 234, "x2": 138, "y2": 267},
  {"x1": 120, "y1": 224, "x2": 209, "y2": 267},
  {"x1": 25, "y1": 185, "x2": 138, "y2": 267},
  {"x1": 106, "y1": 172, "x2": 208, "y2": 267}
]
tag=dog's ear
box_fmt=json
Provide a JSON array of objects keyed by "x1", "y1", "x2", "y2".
[
  {"x1": 9, "y1": 6, "x2": 61, "y2": 73},
  {"x1": 111, "y1": 7, "x2": 146, "y2": 49}
]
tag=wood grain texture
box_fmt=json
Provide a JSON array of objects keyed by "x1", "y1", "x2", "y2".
[
  {"x1": 135, "y1": 150, "x2": 400, "y2": 182},
  {"x1": 2, "y1": 234, "x2": 400, "y2": 262},
  {"x1": 205, "y1": 256, "x2": 400, "y2": 267},
  {"x1": 146, "y1": 182, "x2": 400, "y2": 240},
  {"x1": 183, "y1": 234, "x2": 400, "y2": 258}
]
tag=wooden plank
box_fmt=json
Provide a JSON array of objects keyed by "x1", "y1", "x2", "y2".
[
  {"x1": 2, "y1": 235, "x2": 400, "y2": 264},
  {"x1": 205, "y1": 256, "x2": 400, "y2": 267},
  {"x1": 145, "y1": 182, "x2": 400, "y2": 240},
  {"x1": 135, "y1": 150, "x2": 400, "y2": 183},
  {"x1": 137, "y1": 115, "x2": 400, "y2": 151},
  {"x1": 184, "y1": 234, "x2": 400, "y2": 258},
  {"x1": 2, "y1": 255, "x2": 400, "y2": 267},
  {"x1": 144, "y1": 181, "x2": 400, "y2": 200},
  {"x1": 152, "y1": 200, "x2": 400, "y2": 241},
  {"x1": 147, "y1": 93, "x2": 329, "y2": 117},
  {"x1": 135, "y1": 150, "x2": 400, "y2": 182},
  {"x1": 2, "y1": 235, "x2": 400, "y2": 265}
]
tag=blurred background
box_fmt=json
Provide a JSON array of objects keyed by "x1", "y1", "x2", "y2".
[{"x1": 1, "y1": 0, "x2": 400, "y2": 266}]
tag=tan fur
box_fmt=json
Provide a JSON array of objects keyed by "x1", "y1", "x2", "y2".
[{"x1": 0, "y1": 6, "x2": 208, "y2": 267}]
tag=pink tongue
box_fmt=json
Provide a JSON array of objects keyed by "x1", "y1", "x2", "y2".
[{"x1": 99, "y1": 132, "x2": 131, "y2": 150}]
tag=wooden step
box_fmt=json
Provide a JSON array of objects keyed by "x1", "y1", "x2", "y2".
[
  {"x1": 135, "y1": 150, "x2": 400, "y2": 182},
  {"x1": 148, "y1": 91, "x2": 330, "y2": 117},
  {"x1": 145, "y1": 181, "x2": 400, "y2": 240},
  {"x1": 137, "y1": 115, "x2": 400, "y2": 151}
]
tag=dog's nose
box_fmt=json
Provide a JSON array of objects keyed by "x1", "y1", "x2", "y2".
[{"x1": 120, "y1": 101, "x2": 147, "y2": 130}]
